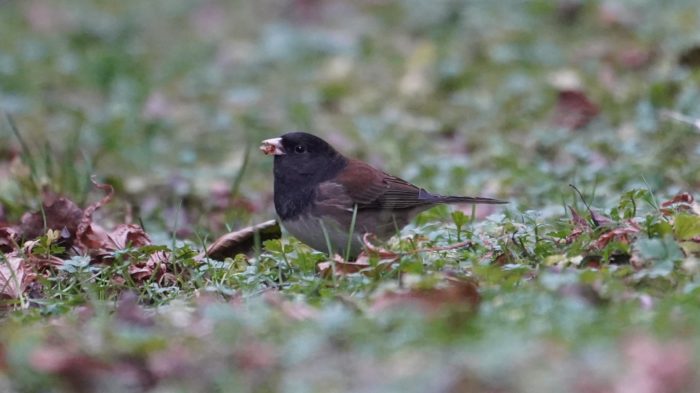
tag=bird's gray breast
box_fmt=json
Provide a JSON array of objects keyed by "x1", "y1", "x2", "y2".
[{"x1": 282, "y1": 214, "x2": 362, "y2": 257}]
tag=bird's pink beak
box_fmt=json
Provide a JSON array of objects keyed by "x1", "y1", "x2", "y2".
[{"x1": 260, "y1": 138, "x2": 286, "y2": 156}]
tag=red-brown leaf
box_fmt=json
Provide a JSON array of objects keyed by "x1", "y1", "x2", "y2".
[
  {"x1": 0, "y1": 252, "x2": 32, "y2": 299},
  {"x1": 0, "y1": 226, "x2": 18, "y2": 253},
  {"x1": 551, "y1": 90, "x2": 600, "y2": 129},
  {"x1": 370, "y1": 275, "x2": 480, "y2": 314},
  {"x1": 20, "y1": 197, "x2": 83, "y2": 244},
  {"x1": 662, "y1": 192, "x2": 694, "y2": 207}
]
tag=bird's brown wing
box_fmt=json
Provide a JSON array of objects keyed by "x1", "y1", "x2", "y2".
[{"x1": 328, "y1": 159, "x2": 435, "y2": 210}]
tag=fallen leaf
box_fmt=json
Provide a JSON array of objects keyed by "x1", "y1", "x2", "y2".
[
  {"x1": 0, "y1": 252, "x2": 32, "y2": 300},
  {"x1": 317, "y1": 255, "x2": 369, "y2": 276},
  {"x1": 109, "y1": 224, "x2": 151, "y2": 249},
  {"x1": 569, "y1": 205, "x2": 590, "y2": 228},
  {"x1": 590, "y1": 209, "x2": 615, "y2": 227},
  {"x1": 370, "y1": 274, "x2": 480, "y2": 314},
  {"x1": 0, "y1": 226, "x2": 18, "y2": 253},
  {"x1": 662, "y1": 192, "x2": 695, "y2": 207},
  {"x1": 75, "y1": 179, "x2": 153, "y2": 262},
  {"x1": 566, "y1": 206, "x2": 590, "y2": 243},
  {"x1": 595, "y1": 220, "x2": 641, "y2": 249},
  {"x1": 551, "y1": 89, "x2": 600, "y2": 129},
  {"x1": 20, "y1": 196, "x2": 83, "y2": 246},
  {"x1": 76, "y1": 178, "x2": 114, "y2": 251},
  {"x1": 129, "y1": 251, "x2": 170, "y2": 283},
  {"x1": 316, "y1": 252, "x2": 397, "y2": 277},
  {"x1": 200, "y1": 220, "x2": 281, "y2": 261}
]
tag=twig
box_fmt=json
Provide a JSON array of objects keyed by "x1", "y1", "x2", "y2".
[{"x1": 659, "y1": 109, "x2": 700, "y2": 131}]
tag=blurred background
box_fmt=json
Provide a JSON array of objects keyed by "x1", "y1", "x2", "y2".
[{"x1": 1, "y1": 0, "x2": 699, "y2": 240}]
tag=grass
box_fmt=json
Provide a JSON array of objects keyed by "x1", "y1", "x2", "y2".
[{"x1": 1, "y1": 0, "x2": 700, "y2": 391}]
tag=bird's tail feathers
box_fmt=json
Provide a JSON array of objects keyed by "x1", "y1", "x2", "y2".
[{"x1": 437, "y1": 195, "x2": 508, "y2": 205}]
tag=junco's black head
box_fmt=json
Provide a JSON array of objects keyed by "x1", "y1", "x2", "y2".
[
  {"x1": 261, "y1": 132, "x2": 348, "y2": 220},
  {"x1": 261, "y1": 132, "x2": 346, "y2": 187}
]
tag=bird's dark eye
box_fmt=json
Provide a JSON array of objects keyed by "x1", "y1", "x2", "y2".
[{"x1": 294, "y1": 145, "x2": 306, "y2": 153}]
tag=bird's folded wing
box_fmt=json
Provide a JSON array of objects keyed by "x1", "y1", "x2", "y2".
[{"x1": 322, "y1": 159, "x2": 434, "y2": 210}]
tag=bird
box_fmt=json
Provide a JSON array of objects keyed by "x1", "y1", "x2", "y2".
[{"x1": 260, "y1": 132, "x2": 507, "y2": 259}]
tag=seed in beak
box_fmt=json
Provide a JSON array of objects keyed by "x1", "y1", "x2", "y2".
[{"x1": 260, "y1": 138, "x2": 285, "y2": 155}]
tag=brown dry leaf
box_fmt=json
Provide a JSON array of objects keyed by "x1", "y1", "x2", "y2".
[
  {"x1": 662, "y1": 192, "x2": 694, "y2": 207},
  {"x1": 129, "y1": 251, "x2": 170, "y2": 283},
  {"x1": 200, "y1": 220, "x2": 281, "y2": 261},
  {"x1": 20, "y1": 196, "x2": 83, "y2": 245},
  {"x1": 75, "y1": 179, "x2": 153, "y2": 262},
  {"x1": 317, "y1": 252, "x2": 397, "y2": 277},
  {"x1": 595, "y1": 220, "x2": 641, "y2": 249},
  {"x1": 0, "y1": 226, "x2": 18, "y2": 253},
  {"x1": 660, "y1": 192, "x2": 700, "y2": 216},
  {"x1": 362, "y1": 233, "x2": 400, "y2": 258},
  {"x1": 590, "y1": 209, "x2": 615, "y2": 227},
  {"x1": 551, "y1": 89, "x2": 600, "y2": 129},
  {"x1": 370, "y1": 275, "x2": 480, "y2": 314},
  {"x1": 76, "y1": 222, "x2": 111, "y2": 251},
  {"x1": 109, "y1": 224, "x2": 151, "y2": 249},
  {"x1": 569, "y1": 206, "x2": 590, "y2": 228},
  {"x1": 0, "y1": 252, "x2": 32, "y2": 299},
  {"x1": 566, "y1": 206, "x2": 590, "y2": 243},
  {"x1": 80, "y1": 223, "x2": 153, "y2": 263},
  {"x1": 362, "y1": 233, "x2": 471, "y2": 258},
  {"x1": 76, "y1": 178, "x2": 114, "y2": 251}
]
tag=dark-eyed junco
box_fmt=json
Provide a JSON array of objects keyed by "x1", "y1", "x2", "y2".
[{"x1": 260, "y1": 132, "x2": 506, "y2": 258}]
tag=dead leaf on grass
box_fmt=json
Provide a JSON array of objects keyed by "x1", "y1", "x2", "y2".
[
  {"x1": 370, "y1": 274, "x2": 480, "y2": 314},
  {"x1": 551, "y1": 90, "x2": 600, "y2": 129},
  {"x1": 200, "y1": 219, "x2": 281, "y2": 261},
  {"x1": 0, "y1": 252, "x2": 33, "y2": 300},
  {"x1": 20, "y1": 196, "x2": 83, "y2": 247},
  {"x1": 595, "y1": 220, "x2": 641, "y2": 249},
  {"x1": 128, "y1": 250, "x2": 171, "y2": 283},
  {"x1": 659, "y1": 192, "x2": 700, "y2": 217},
  {"x1": 76, "y1": 178, "x2": 115, "y2": 251},
  {"x1": 0, "y1": 226, "x2": 18, "y2": 253}
]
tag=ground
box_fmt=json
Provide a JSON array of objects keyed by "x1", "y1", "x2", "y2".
[{"x1": 1, "y1": 0, "x2": 700, "y2": 392}]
